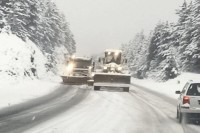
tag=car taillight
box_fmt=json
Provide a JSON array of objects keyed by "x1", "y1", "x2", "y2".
[{"x1": 183, "y1": 96, "x2": 190, "y2": 104}]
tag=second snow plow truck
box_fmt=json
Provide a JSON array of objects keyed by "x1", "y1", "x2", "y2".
[
  {"x1": 93, "y1": 49, "x2": 131, "y2": 92},
  {"x1": 61, "y1": 56, "x2": 94, "y2": 85}
]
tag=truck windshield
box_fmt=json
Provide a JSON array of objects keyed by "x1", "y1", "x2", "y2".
[
  {"x1": 68, "y1": 59, "x2": 91, "y2": 68},
  {"x1": 104, "y1": 52, "x2": 121, "y2": 64},
  {"x1": 186, "y1": 83, "x2": 200, "y2": 96}
]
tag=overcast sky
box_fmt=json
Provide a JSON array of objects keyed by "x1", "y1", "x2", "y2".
[{"x1": 55, "y1": 0, "x2": 188, "y2": 56}]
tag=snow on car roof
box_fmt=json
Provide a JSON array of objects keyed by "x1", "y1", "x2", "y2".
[
  {"x1": 105, "y1": 49, "x2": 122, "y2": 53},
  {"x1": 187, "y1": 79, "x2": 200, "y2": 84}
]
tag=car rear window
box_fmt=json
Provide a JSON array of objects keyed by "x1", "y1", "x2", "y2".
[{"x1": 186, "y1": 83, "x2": 200, "y2": 96}]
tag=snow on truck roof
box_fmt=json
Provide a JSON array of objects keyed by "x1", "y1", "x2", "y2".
[
  {"x1": 71, "y1": 57, "x2": 92, "y2": 61},
  {"x1": 95, "y1": 72, "x2": 131, "y2": 76},
  {"x1": 105, "y1": 49, "x2": 122, "y2": 53}
]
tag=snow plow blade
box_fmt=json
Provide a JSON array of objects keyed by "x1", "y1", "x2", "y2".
[
  {"x1": 93, "y1": 73, "x2": 131, "y2": 91},
  {"x1": 61, "y1": 76, "x2": 89, "y2": 85}
]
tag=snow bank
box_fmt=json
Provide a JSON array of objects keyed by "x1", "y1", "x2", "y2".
[
  {"x1": 0, "y1": 79, "x2": 60, "y2": 109},
  {"x1": 53, "y1": 46, "x2": 69, "y2": 76},
  {"x1": 0, "y1": 33, "x2": 61, "y2": 109},
  {"x1": 0, "y1": 33, "x2": 47, "y2": 81},
  {"x1": 132, "y1": 72, "x2": 200, "y2": 99}
]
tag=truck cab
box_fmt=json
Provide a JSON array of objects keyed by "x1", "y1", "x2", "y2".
[
  {"x1": 94, "y1": 49, "x2": 130, "y2": 92},
  {"x1": 62, "y1": 55, "x2": 94, "y2": 85},
  {"x1": 99, "y1": 49, "x2": 126, "y2": 73}
]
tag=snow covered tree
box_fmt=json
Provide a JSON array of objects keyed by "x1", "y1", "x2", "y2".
[
  {"x1": 6, "y1": 0, "x2": 29, "y2": 40},
  {"x1": 147, "y1": 22, "x2": 169, "y2": 69},
  {"x1": 0, "y1": 0, "x2": 76, "y2": 75},
  {"x1": 122, "y1": 31, "x2": 149, "y2": 78},
  {"x1": 121, "y1": 0, "x2": 200, "y2": 80},
  {"x1": 176, "y1": 1, "x2": 194, "y2": 70},
  {"x1": 182, "y1": 0, "x2": 200, "y2": 72},
  {"x1": 146, "y1": 22, "x2": 179, "y2": 80},
  {"x1": 0, "y1": 0, "x2": 12, "y2": 32},
  {"x1": 172, "y1": 0, "x2": 200, "y2": 72}
]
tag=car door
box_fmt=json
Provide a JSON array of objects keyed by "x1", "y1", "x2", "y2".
[{"x1": 178, "y1": 83, "x2": 189, "y2": 109}]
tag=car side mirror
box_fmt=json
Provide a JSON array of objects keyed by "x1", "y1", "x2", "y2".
[{"x1": 175, "y1": 90, "x2": 181, "y2": 94}]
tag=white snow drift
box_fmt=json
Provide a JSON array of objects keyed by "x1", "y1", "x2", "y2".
[
  {"x1": 0, "y1": 33, "x2": 60, "y2": 109},
  {"x1": 132, "y1": 72, "x2": 200, "y2": 99},
  {"x1": 0, "y1": 33, "x2": 47, "y2": 81}
]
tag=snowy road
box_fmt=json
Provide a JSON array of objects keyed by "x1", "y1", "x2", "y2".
[
  {"x1": 1, "y1": 84, "x2": 200, "y2": 133},
  {"x1": 0, "y1": 85, "x2": 90, "y2": 133}
]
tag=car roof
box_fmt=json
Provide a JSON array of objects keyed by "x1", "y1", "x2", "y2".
[{"x1": 187, "y1": 80, "x2": 200, "y2": 84}]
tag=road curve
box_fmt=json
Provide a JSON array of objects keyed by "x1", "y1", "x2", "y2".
[
  {"x1": 1, "y1": 84, "x2": 200, "y2": 133},
  {"x1": 25, "y1": 85, "x2": 200, "y2": 133},
  {"x1": 0, "y1": 84, "x2": 90, "y2": 133},
  {"x1": 131, "y1": 83, "x2": 200, "y2": 133}
]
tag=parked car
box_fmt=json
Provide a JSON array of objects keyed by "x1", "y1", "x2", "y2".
[{"x1": 175, "y1": 80, "x2": 200, "y2": 123}]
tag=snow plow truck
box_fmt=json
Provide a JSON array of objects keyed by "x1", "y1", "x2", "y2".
[
  {"x1": 61, "y1": 55, "x2": 94, "y2": 85},
  {"x1": 93, "y1": 49, "x2": 131, "y2": 92}
]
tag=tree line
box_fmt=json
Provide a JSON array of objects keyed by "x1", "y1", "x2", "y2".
[
  {"x1": 122, "y1": 0, "x2": 200, "y2": 81},
  {"x1": 0, "y1": 0, "x2": 76, "y2": 73}
]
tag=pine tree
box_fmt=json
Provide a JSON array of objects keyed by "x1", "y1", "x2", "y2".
[
  {"x1": 147, "y1": 22, "x2": 178, "y2": 80},
  {"x1": 122, "y1": 31, "x2": 149, "y2": 78},
  {"x1": 0, "y1": 0, "x2": 12, "y2": 32},
  {"x1": 0, "y1": 0, "x2": 76, "y2": 74},
  {"x1": 182, "y1": 0, "x2": 200, "y2": 71}
]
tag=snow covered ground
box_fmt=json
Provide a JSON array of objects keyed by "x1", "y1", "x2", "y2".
[
  {"x1": 1, "y1": 32, "x2": 200, "y2": 133},
  {"x1": 0, "y1": 33, "x2": 48, "y2": 80},
  {"x1": 0, "y1": 78, "x2": 61, "y2": 109},
  {"x1": 132, "y1": 72, "x2": 200, "y2": 99},
  {"x1": 0, "y1": 33, "x2": 61, "y2": 109},
  {"x1": 1, "y1": 71, "x2": 196, "y2": 110}
]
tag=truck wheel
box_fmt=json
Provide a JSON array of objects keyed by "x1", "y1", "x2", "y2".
[
  {"x1": 178, "y1": 112, "x2": 182, "y2": 123},
  {"x1": 176, "y1": 109, "x2": 179, "y2": 119},
  {"x1": 94, "y1": 86, "x2": 100, "y2": 91},
  {"x1": 87, "y1": 80, "x2": 94, "y2": 86},
  {"x1": 123, "y1": 87, "x2": 129, "y2": 92}
]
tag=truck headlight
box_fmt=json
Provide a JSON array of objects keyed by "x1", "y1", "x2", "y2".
[
  {"x1": 115, "y1": 51, "x2": 119, "y2": 56},
  {"x1": 66, "y1": 63, "x2": 74, "y2": 72},
  {"x1": 103, "y1": 66, "x2": 107, "y2": 70},
  {"x1": 91, "y1": 73, "x2": 95, "y2": 77},
  {"x1": 117, "y1": 67, "x2": 122, "y2": 71},
  {"x1": 88, "y1": 66, "x2": 93, "y2": 70}
]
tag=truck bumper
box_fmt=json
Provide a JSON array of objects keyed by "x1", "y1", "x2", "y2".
[{"x1": 61, "y1": 76, "x2": 89, "y2": 85}]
